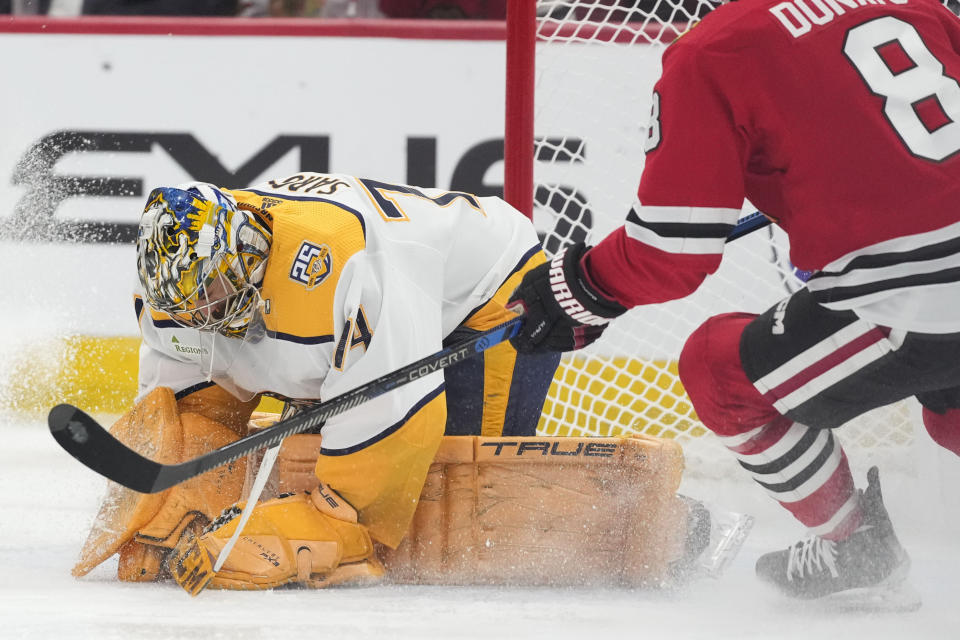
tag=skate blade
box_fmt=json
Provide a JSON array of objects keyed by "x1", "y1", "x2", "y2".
[
  {"x1": 814, "y1": 580, "x2": 922, "y2": 613},
  {"x1": 700, "y1": 512, "x2": 755, "y2": 578}
]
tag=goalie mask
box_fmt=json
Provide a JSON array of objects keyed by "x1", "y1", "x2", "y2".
[{"x1": 137, "y1": 183, "x2": 272, "y2": 338}]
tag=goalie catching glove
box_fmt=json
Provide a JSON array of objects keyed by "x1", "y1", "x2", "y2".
[
  {"x1": 507, "y1": 243, "x2": 627, "y2": 353},
  {"x1": 169, "y1": 483, "x2": 384, "y2": 596}
]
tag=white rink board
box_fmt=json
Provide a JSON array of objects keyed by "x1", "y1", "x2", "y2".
[
  {"x1": 0, "y1": 27, "x2": 784, "y2": 346},
  {"x1": 0, "y1": 30, "x2": 504, "y2": 337},
  {"x1": 0, "y1": 33, "x2": 508, "y2": 225}
]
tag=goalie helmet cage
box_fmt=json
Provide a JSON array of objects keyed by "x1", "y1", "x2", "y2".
[{"x1": 503, "y1": 0, "x2": 920, "y2": 477}]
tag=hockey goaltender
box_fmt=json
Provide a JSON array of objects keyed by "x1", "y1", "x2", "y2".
[{"x1": 70, "y1": 176, "x2": 750, "y2": 595}]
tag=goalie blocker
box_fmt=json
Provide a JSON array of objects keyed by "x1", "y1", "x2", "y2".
[{"x1": 74, "y1": 403, "x2": 752, "y2": 588}]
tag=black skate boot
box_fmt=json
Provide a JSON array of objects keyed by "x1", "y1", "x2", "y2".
[{"x1": 755, "y1": 466, "x2": 911, "y2": 602}]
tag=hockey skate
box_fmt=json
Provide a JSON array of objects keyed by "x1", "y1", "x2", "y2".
[
  {"x1": 665, "y1": 496, "x2": 755, "y2": 585},
  {"x1": 755, "y1": 467, "x2": 919, "y2": 610}
]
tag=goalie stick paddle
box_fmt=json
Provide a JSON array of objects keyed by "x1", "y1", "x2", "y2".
[
  {"x1": 47, "y1": 211, "x2": 772, "y2": 494},
  {"x1": 48, "y1": 317, "x2": 523, "y2": 494}
]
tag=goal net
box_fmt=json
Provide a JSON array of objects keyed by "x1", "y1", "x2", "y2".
[{"x1": 510, "y1": 0, "x2": 921, "y2": 476}]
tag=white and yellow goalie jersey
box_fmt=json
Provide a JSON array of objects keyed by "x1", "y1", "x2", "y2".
[{"x1": 135, "y1": 172, "x2": 545, "y2": 546}]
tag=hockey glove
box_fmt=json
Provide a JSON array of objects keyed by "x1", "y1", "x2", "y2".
[
  {"x1": 507, "y1": 243, "x2": 627, "y2": 353},
  {"x1": 169, "y1": 487, "x2": 383, "y2": 596}
]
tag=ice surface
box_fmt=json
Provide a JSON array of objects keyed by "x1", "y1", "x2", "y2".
[
  {"x1": 2, "y1": 416, "x2": 959, "y2": 640},
  {"x1": 1, "y1": 228, "x2": 957, "y2": 636}
]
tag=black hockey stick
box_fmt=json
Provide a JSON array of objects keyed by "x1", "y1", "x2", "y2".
[
  {"x1": 48, "y1": 211, "x2": 773, "y2": 494},
  {"x1": 49, "y1": 317, "x2": 524, "y2": 494},
  {"x1": 727, "y1": 210, "x2": 771, "y2": 241}
]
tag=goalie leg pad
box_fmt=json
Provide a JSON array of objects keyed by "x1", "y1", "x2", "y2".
[
  {"x1": 381, "y1": 435, "x2": 689, "y2": 586},
  {"x1": 117, "y1": 538, "x2": 175, "y2": 582},
  {"x1": 132, "y1": 412, "x2": 248, "y2": 547},
  {"x1": 73, "y1": 387, "x2": 247, "y2": 579},
  {"x1": 242, "y1": 429, "x2": 699, "y2": 586},
  {"x1": 169, "y1": 489, "x2": 383, "y2": 596},
  {"x1": 73, "y1": 387, "x2": 181, "y2": 577},
  {"x1": 241, "y1": 417, "x2": 754, "y2": 587}
]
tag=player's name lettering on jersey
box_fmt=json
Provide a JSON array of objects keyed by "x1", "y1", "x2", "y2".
[
  {"x1": 548, "y1": 257, "x2": 609, "y2": 326},
  {"x1": 771, "y1": 0, "x2": 909, "y2": 39},
  {"x1": 266, "y1": 173, "x2": 350, "y2": 195},
  {"x1": 480, "y1": 440, "x2": 618, "y2": 458}
]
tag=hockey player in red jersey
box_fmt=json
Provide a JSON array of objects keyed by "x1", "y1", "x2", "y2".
[{"x1": 508, "y1": 0, "x2": 960, "y2": 601}]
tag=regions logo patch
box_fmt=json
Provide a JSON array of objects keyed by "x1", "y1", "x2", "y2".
[
  {"x1": 169, "y1": 335, "x2": 208, "y2": 359},
  {"x1": 290, "y1": 241, "x2": 333, "y2": 290}
]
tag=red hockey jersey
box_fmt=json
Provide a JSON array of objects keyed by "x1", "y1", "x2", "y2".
[{"x1": 585, "y1": 0, "x2": 960, "y2": 333}]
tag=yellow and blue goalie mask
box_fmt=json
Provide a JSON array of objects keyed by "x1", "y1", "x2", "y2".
[{"x1": 136, "y1": 183, "x2": 272, "y2": 337}]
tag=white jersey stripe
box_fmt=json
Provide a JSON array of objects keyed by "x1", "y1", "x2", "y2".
[
  {"x1": 808, "y1": 252, "x2": 960, "y2": 291},
  {"x1": 806, "y1": 220, "x2": 960, "y2": 332},
  {"x1": 624, "y1": 222, "x2": 728, "y2": 255},
  {"x1": 630, "y1": 202, "x2": 742, "y2": 225},
  {"x1": 821, "y1": 219, "x2": 960, "y2": 271}
]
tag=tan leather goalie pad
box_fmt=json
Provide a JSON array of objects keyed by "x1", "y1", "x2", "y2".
[
  {"x1": 243, "y1": 423, "x2": 688, "y2": 587},
  {"x1": 73, "y1": 387, "x2": 181, "y2": 577},
  {"x1": 73, "y1": 387, "x2": 247, "y2": 578}
]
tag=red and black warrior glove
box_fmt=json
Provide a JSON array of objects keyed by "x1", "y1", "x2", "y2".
[{"x1": 507, "y1": 243, "x2": 627, "y2": 353}]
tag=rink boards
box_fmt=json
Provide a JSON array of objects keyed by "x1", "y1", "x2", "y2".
[{"x1": 0, "y1": 19, "x2": 781, "y2": 435}]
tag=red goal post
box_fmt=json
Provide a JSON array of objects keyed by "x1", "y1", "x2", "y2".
[{"x1": 502, "y1": 0, "x2": 925, "y2": 476}]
